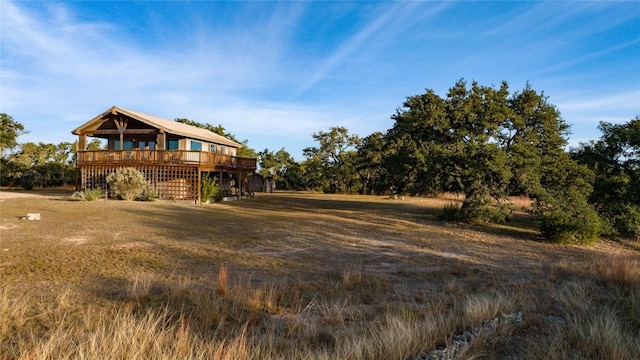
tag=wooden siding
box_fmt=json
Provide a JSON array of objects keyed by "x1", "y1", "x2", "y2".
[{"x1": 77, "y1": 150, "x2": 256, "y2": 172}]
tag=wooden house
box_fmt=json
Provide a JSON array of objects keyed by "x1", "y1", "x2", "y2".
[{"x1": 72, "y1": 106, "x2": 257, "y2": 202}]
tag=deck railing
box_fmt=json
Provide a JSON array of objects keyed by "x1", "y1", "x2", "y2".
[{"x1": 77, "y1": 150, "x2": 257, "y2": 170}]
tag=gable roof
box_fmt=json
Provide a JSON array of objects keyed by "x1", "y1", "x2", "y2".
[{"x1": 72, "y1": 106, "x2": 242, "y2": 148}]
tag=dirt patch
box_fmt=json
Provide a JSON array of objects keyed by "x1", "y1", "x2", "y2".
[
  {"x1": 63, "y1": 237, "x2": 88, "y2": 245},
  {"x1": 0, "y1": 189, "x2": 72, "y2": 199}
]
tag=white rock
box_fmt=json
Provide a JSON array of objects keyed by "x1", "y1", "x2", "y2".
[{"x1": 26, "y1": 213, "x2": 41, "y2": 220}]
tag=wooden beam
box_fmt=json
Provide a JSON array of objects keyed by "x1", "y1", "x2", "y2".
[
  {"x1": 78, "y1": 134, "x2": 87, "y2": 151},
  {"x1": 92, "y1": 129, "x2": 157, "y2": 135},
  {"x1": 157, "y1": 132, "x2": 166, "y2": 150},
  {"x1": 114, "y1": 116, "x2": 128, "y2": 150}
]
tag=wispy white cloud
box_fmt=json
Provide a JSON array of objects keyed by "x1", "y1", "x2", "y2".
[
  {"x1": 558, "y1": 91, "x2": 640, "y2": 113},
  {"x1": 296, "y1": 2, "x2": 447, "y2": 94}
]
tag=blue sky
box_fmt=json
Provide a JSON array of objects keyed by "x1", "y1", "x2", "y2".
[{"x1": 1, "y1": 1, "x2": 639, "y2": 160}]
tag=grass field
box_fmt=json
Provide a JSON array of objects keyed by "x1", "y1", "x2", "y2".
[{"x1": 1, "y1": 191, "x2": 639, "y2": 359}]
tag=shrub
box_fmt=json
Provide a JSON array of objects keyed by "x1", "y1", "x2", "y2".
[
  {"x1": 540, "y1": 202, "x2": 601, "y2": 245},
  {"x1": 440, "y1": 203, "x2": 462, "y2": 221},
  {"x1": 440, "y1": 196, "x2": 512, "y2": 223},
  {"x1": 137, "y1": 188, "x2": 158, "y2": 202},
  {"x1": 106, "y1": 168, "x2": 148, "y2": 201},
  {"x1": 213, "y1": 190, "x2": 224, "y2": 203},
  {"x1": 84, "y1": 187, "x2": 103, "y2": 201},
  {"x1": 19, "y1": 170, "x2": 40, "y2": 190},
  {"x1": 201, "y1": 176, "x2": 220, "y2": 203},
  {"x1": 607, "y1": 204, "x2": 640, "y2": 240}
]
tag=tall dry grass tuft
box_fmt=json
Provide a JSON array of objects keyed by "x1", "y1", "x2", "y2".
[
  {"x1": 217, "y1": 264, "x2": 229, "y2": 296},
  {"x1": 126, "y1": 273, "x2": 153, "y2": 301},
  {"x1": 213, "y1": 326, "x2": 249, "y2": 360},
  {"x1": 174, "y1": 317, "x2": 191, "y2": 358},
  {"x1": 598, "y1": 253, "x2": 640, "y2": 287},
  {"x1": 216, "y1": 264, "x2": 229, "y2": 295},
  {"x1": 341, "y1": 266, "x2": 363, "y2": 286},
  {"x1": 461, "y1": 291, "x2": 514, "y2": 327}
]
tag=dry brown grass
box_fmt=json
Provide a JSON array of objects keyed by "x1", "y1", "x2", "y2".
[
  {"x1": 1, "y1": 191, "x2": 638, "y2": 359},
  {"x1": 598, "y1": 252, "x2": 640, "y2": 287}
]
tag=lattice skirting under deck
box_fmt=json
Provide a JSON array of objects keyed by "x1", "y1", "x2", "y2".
[{"x1": 80, "y1": 164, "x2": 199, "y2": 200}]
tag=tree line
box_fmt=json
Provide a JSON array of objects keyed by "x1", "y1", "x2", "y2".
[
  {"x1": 257, "y1": 80, "x2": 639, "y2": 243},
  {"x1": 2, "y1": 79, "x2": 638, "y2": 243}
]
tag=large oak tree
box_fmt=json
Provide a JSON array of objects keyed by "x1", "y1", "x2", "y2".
[{"x1": 383, "y1": 80, "x2": 596, "y2": 235}]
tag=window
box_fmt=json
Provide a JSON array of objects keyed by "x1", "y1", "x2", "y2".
[
  {"x1": 166, "y1": 139, "x2": 179, "y2": 150},
  {"x1": 190, "y1": 141, "x2": 202, "y2": 151},
  {"x1": 114, "y1": 140, "x2": 134, "y2": 150},
  {"x1": 138, "y1": 141, "x2": 156, "y2": 150},
  {"x1": 210, "y1": 144, "x2": 217, "y2": 153}
]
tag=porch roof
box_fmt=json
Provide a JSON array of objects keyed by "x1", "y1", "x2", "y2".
[{"x1": 71, "y1": 106, "x2": 242, "y2": 148}]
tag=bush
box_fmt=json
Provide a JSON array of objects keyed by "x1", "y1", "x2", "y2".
[
  {"x1": 201, "y1": 176, "x2": 221, "y2": 203},
  {"x1": 440, "y1": 196, "x2": 512, "y2": 223},
  {"x1": 440, "y1": 203, "x2": 462, "y2": 221},
  {"x1": 71, "y1": 188, "x2": 103, "y2": 201},
  {"x1": 85, "y1": 187, "x2": 103, "y2": 201},
  {"x1": 19, "y1": 170, "x2": 40, "y2": 190},
  {"x1": 136, "y1": 189, "x2": 158, "y2": 202},
  {"x1": 601, "y1": 204, "x2": 640, "y2": 240},
  {"x1": 540, "y1": 203, "x2": 601, "y2": 245},
  {"x1": 106, "y1": 168, "x2": 148, "y2": 201}
]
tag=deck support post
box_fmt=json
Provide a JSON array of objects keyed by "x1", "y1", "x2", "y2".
[{"x1": 197, "y1": 169, "x2": 202, "y2": 205}]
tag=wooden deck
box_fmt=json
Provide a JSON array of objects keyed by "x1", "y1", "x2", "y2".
[{"x1": 77, "y1": 150, "x2": 257, "y2": 172}]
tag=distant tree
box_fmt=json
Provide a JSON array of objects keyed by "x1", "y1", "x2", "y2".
[
  {"x1": 175, "y1": 118, "x2": 228, "y2": 137},
  {"x1": 303, "y1": 127, "x2": 361, "y2": 193},
  {"x1": 87, "y1": 138, "x2": 105, "y2": 150},
  {"x1": 175, "y1": 118, "x2": 257, "y2": 159},
  {"x1": 258, "y1": 148, "x2": 303, "y2": 190},
  {"x1": 355, "y1": 132, "x2": 387, "y2": 194},
  {"x1": 0, "y1": 113, "x2": 28, "y2": 157},
  {"x1": 8, "y1": 141, "x2": 77, "y2": 188},
  {"x1": 235, "y1": 140, "x2": 258, "y2": 159},
  {"x1": 573, "y1": 117, "x2": 640, "y2": 239}
]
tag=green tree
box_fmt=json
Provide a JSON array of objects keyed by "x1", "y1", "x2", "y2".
[
  {"x1": 573, "y1": 117, "x2": 640, "y2": 239},
  {"x1": 258, "y1": 148, "x2": 303, "y2": 190},
  {"x1": 536, "y1": 153, "x2": 600, "y2": 244},
  {"x1": 385, "y1": 80, "x2": 513, "y2": 220},
  {"x1": 175, "y1": 118, "x2": 256, "y2": 159},
  {"x1": 500, "y1": 85, "x2": 571, "y2": 197},
  {"x1": 87, "y1": 138, "x2": 105, "y2": 150},
  {"x1": 355, "y1": 132, "x2": 387, "y2": 194},
  {"x1": 303, "y1": 127, "x2": 361, "y2": 193},
  {"x1": 0, "y1": 114, "x2": 28, "y2": 186},
  {"x1": 9, "y1": 141, "x2": 77, "y2": 188},
  {"x1": 382, "y1": 80, "x2": 597, "y2": 235},
  {"x1": 0, "y1": 113, "x2": 28, "y2": 157}
]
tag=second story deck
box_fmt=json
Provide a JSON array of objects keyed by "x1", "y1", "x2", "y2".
[{"x1": 77, "y1": 150, "x2": 257, "y2": 172}]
